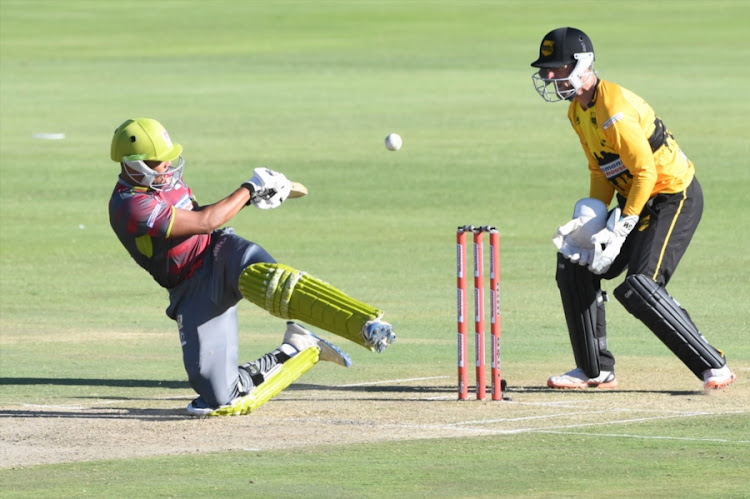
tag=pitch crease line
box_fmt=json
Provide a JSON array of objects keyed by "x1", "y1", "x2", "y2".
[
  {"x1": 334, "y1": 376, "x2": 449, "y2": 388},
  {"x1": 442, "y1": 408, "x2": 750, "y2": 429},
  {"x1": 381, "y1": 409, "x2": 750, "y2": 436},
  {"x1": 449, "y1": 410, "x2": 618, "y2": 426},
  {"x1": 536, "y1": 430, "x2": 750, "y2": 444}
]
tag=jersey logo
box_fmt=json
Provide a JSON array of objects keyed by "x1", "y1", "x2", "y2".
[
  {"x1": 603, "y1": 112, "x2": 624, "y2": 130},
  {"x1": 599, "y1": 157, "x2": 627, "y2": 179}
]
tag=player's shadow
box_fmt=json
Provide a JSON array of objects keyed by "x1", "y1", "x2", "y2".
[
  {"x1": 0, "y1": 377, "x2": 192, "y2": 421},
  {"x1": 0, "y1": 407, "x2": 188, "y2": 420},
  {"x1": 0, "y1": 377, "x2": 190, "y2": 389}
]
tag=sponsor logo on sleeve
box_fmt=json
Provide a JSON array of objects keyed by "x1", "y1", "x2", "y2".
[
  {"x1": 175, "y1": 194, "x2": 193, "y2": 210},
  {"x1": 147, "y1": 203, "x2": 164, "y2": 228},
  {"x1": 602, "y1": 112, "x2": 624, "y2": 130}
]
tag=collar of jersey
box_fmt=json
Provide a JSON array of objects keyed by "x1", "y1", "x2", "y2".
[
  {"x1": 585, "y1": 78, "x2": 601, "y2": 109},
  {"x1": 117, "y1": 176, "x2": 151, "y2": 193}
]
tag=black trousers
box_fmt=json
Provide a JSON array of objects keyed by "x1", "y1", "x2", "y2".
[
  {"x1": 556, "y1": 176, "x2": 703, "y2": 373},
  {"x1": 604, "y1": 176, "x2": 703, "y2": 285}
]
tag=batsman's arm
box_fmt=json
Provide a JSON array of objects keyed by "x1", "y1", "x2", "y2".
[{"x1": 168, "y1": 187, "x2": 252, "y2": 238}]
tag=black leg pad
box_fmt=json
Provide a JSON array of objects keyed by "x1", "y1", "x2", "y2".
[
  {"x1": 556, "y1": 254, "x2": 602, "y2": 378},
  {"x1": 614, "y1": 274, "x2": 725, "y2": 378}
]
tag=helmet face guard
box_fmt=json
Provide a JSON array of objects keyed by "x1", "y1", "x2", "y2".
[
  {"x1": 122, "y1": 156, "x2": 185, "y2": 191},
  {"x1": 532, "y1": 52, "x2": 595, "y2": 102}
]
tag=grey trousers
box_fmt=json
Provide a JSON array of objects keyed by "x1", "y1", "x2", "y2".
[{"x1": 166, "y1": 228, "x2": 275, "y2": 407}]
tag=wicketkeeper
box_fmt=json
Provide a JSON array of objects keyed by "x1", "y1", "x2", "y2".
[
  {"x1": 530, "y1": 28, "x2": 735, "y2": 391},
  {"x1": 108, "y1": 118, "x2": 396, "y2": 416}
]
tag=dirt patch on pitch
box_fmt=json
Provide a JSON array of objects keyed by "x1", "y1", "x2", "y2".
[{"x1": 2, "y1": 369, "x2": 748, "y2": 468}]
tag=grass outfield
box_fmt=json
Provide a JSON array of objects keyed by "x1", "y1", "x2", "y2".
[{"x1": 1, "y1": 1, "x2": 749, "y2": 497}]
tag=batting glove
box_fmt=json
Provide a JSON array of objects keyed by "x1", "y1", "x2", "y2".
[
  {"x1": 243, "y1": 167, "x2": 292, "y2": 210},
  {"x1": 589, "y1": 208, "x2": 639, "y2": 274}
]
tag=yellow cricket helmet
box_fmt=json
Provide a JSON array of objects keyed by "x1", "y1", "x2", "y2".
[
  {"x1": 111, "y1": 118, "x2": 185, "y2": 191},
  {"x1": 111, "y1": 118, "x2": 182, "y2": 163}
]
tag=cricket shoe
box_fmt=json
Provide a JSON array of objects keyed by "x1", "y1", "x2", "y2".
[
  {"x1": 703, "y1": 365, "x2": 736, "y2": 391},
  {"x1": 187, "y1": 396, "x2": 222, "y2": 417},
  {"x1": 547, "y1": 367, "x2": 619, "y2": 389},
  {"x1": 361, "y1": 318, "x2": 396, "y2": 353},
  {"x1": 187, "y1": 345, "x2": 322, "y2": 417},
  {"x1": 283, "y1": 321, "x2": 352, "y2": 367}
]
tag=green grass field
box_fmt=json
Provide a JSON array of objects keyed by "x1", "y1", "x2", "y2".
[{"x1": 1, "y1": 1, "x2": 749, "y2": 497}]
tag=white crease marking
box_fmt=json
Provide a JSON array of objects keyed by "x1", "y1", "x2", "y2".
[
  {"x1": 536, "y1": 430, "x2": 750, "y2": 444},
  {"x1": 334, "y1": 376, "x2": 449, "y2": 388}
]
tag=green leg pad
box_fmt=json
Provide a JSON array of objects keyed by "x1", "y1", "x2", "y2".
[
  {"x1": 209, "y1": 346, "x2": 320, "y2": 416},
  {"x1": 240, "y1": 263, "x2": 382, "y2": 349}
]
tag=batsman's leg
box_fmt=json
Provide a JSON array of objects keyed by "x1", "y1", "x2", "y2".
[
  {"x1": 188, "y1": 346, "x2": 320, "y2": 416},
  {"x1": 187, "y1": 321, "x2": 352, "y2": 416},
  {"x1": 238, "y1": 263, "x2": 396, "y2": 352}
]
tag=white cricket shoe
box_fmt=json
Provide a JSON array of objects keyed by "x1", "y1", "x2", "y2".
[
  {"x1": 547, "y1": 367, "x2": 618, "y2": 389},
  {"x1": 187, "y1": 396, "x2": 223, "y2": 416},
  {"x1": 283, "y1": 321, "x2": 352, "y2": 367},
  {"x1": 703, "y1": 365, "x2": 736, "y2": 391}
]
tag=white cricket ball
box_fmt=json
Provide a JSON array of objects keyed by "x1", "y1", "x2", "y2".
[{"x1": 385, "y1": 133, "x2": 402, "y2": 151}]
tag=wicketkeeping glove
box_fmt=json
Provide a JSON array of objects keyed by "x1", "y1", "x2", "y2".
[
  {"x1": 562, "y1": 243, "x2": 596, "y2": 267},
  {"x1": 242, "y1": 167, "x2": 292, "y2": 210},
  {"x1": 552, "y1": 216, "x2": 586, "y2": 252},
  {"x1": 553, "y1": 217, "x2": 589, "y2": 266},
  {"x1": 589, "y1": 208, "x2": 639, "y2": 274},
  {"x1": 554, "y1": 198, "x2": 610, "y2": 267}
]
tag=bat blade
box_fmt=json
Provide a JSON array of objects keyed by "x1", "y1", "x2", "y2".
[{"x1": 289, "y1": 181, "x2": 308, "y2": 198}]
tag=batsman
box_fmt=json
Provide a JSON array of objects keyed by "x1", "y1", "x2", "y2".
[
  {"x1": 108, "y1": 118, "x2": 396, "y2": 416},
  {"x1": 530, "y1": 27, "x2": 735, "y2": 391}
]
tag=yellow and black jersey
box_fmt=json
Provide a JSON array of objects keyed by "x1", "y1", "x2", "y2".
[{"x1": 567, "y1": 79, "x2": 694, "y2": 217}]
